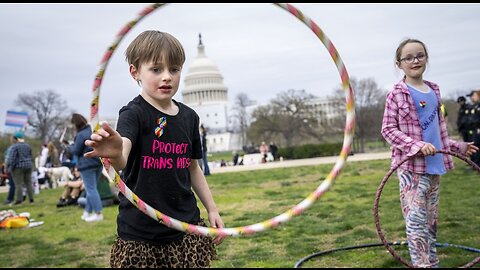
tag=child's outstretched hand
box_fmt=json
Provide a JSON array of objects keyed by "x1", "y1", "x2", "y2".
[
  {"x1": 466, "y1": 142, "x2": 479, "y2": 156},
  {"x1": 208, "y1": 211, "x2": 225, "y2": 245},
  {"x1": 84, "y1": 121, "x2": 123, "y2": 159}
]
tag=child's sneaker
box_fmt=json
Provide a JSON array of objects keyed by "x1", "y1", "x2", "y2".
[
  {"x1": 85, "y1": 213, "x2": 103, "y2": 222},
  {"x1": 81, "y1": 211, "x2": 90, "y2": 221}
]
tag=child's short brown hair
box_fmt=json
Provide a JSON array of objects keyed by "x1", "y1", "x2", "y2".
[{"x1": 125, "y1": 30, "x2": 185, "y2": 69}]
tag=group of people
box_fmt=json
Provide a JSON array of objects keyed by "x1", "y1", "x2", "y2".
[
  {"x1": 55, "y1": 165, "x2": 118, "y2": 210},
  {"x1": 259, "y1": 141, "x2": 278, "y2": 163},
  {"x1": 3, "y1": 113, "x2": 107, "y2": 223},
  {"x1": 456, "y1": 91, "x2": 480, "y2": 167},
  {"x1": 3, "y1": 31, "x2": 475, "y2": 268}
]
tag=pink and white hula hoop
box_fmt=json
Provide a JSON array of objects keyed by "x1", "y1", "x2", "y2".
[{"x1": 90, "y1": 3, "x2": 355, "y2": 237}]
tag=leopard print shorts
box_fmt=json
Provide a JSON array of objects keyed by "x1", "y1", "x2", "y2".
[{"x1": 110, "y1": 220, "x2": 218, "y2": 268}]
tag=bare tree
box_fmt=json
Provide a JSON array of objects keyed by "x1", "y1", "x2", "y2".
[
  {"x1": 14, "y1": 89, "x2": 72, "y2": 143},
  {"x1": 231, "y1": 93, "x2": 255, "y2": 147},
  {"x1": 248, "y1": 89, "x2": 318, "y2": 147},
  {"x1": 331, "y1": 77, "x2": 387, "y2": 153}
]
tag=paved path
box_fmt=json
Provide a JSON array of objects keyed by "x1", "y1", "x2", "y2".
[
  {"x1": 0, "y1": 185, "x2": 9, "y2": 194},
  {"x1": 210, "y1": 151, "x2": 391, "y2": 174},
  {"x1": 0, "y1": 151, "x2": 391, "y2": 194}
]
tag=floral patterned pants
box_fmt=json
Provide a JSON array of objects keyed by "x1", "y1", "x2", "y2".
[{"x1": 398, "y1": 170, "x2": 440, "y2": 268}]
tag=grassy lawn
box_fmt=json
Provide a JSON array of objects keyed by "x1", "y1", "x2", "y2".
[{"x1": 0, "y1": 158, "x2": 478, "y2": 268}]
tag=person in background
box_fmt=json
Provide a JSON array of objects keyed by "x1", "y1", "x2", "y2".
[
  {"x1": 39, "y1": 144, "x2": 48, "y2": 169},
  {"x1": 0, "y1": 162, "x2": 8, "y2": 187},
  {"x1": 77, "y1": 172, "x2": 118, "y2": 208},
  {"x1": 56, "y1": 166, "x2": 84, "y2": 207},
  {"x1": 259, "y1": 141, "x2": 268, "y2": 163},
  {"x1": 456, "y1": 96, "x2": 471, "y2": 142},
  {"x1": 466, "y1": 90, "x2": 480, "y2": 167},
  {"x1": 69, "y1": 113, "x2": 104, "y2": 222},
  {"x1": 46, "y1": 142, "x2": 60, "y2": 168},
  {"x1": 269, "y1": 142, "x2": 278, "y2": 161},
  {"x1": 232, "y1": 151, "x2": 239, "y2": 166},
  {"x1": 3, "y1": 142, "x2": 15, "y2": 204},
  {"x1": 200, "y1": 124, "x2": 211, "y2": 176},
  {"x1": 59, "y1": 139, "x2": 74, "y2": 169},
  {"x1": 7, "y1": 132, "x2": 34, "y2": 205}
]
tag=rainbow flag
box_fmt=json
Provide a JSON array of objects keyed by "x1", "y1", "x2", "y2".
[{"x1": 5, "y1": 110, "x2": 29, "y2": 128}]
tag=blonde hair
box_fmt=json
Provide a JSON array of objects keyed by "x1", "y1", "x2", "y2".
[
  {"x1": 125, "y1": 30, "x2": 185, "y2": 69},
  {"x1": 47, "y1": 142, "x2": 56, "y2": 153}
]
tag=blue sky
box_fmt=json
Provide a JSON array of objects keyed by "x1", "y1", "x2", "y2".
[{"x1": 1, "y1": 3, "x2": 479, "y2": 133}]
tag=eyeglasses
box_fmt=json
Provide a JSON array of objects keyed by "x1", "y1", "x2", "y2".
[{"x1": 399, "y1": 53, "x2": 426, "y2": 64}]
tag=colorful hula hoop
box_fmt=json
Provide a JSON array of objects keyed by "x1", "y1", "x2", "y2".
[
  {"x1": 294, "y1": 241, "x2": 480, "y2": 268},
  {"x1": 90, "y1": 3, "x2": 355, "y2": 237},
  {"x1": 373, "y1": 149, "x2": 480, "y2": 268}
]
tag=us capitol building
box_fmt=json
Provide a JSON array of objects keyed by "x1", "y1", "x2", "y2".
[
  {"x1": 181, "y1": 34, "x2": 243, "y2": 152},
  {"x1": 179, "y1": 34, "x2": 342, "y2": 153},
  {"x1": 103, "y1": 34, "x2": 342, "y2": 153}
]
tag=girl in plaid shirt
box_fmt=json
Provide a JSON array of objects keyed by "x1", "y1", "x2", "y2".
[{"x1": 381, "y1": 38, "x2": 478, "y2": 268}]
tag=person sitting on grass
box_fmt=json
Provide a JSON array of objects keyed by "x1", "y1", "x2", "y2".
[{"x1": 56, "y1": 167, "x2": 84, "y2": 208}]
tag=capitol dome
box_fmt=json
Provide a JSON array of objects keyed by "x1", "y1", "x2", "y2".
[
  {"x1": 182, "y1": 33, "x2": 228, "y2": 105},
  {"x1": 179, "y1": 34, "x2": 243, "y2": 153}
]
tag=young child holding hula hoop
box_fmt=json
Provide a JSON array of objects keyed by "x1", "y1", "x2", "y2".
[
  {"x1": 381, "y1": 38, "x2": 478, "y2": 268},
  {"x1": 85, "y1": 30, "x2": 225, "y2": 268}
]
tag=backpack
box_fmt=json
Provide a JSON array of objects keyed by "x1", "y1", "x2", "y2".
[
  {"x1": 0, "y1": 210, "x2": 29, "y2": 229},
  {"x1": 0, "y1": 216, "x2": 29, "y2": 229}
]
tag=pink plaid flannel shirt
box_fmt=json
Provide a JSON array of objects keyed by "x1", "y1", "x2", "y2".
[{"x1": 381, "y1": 80, "x2": 467, "y2": 174}]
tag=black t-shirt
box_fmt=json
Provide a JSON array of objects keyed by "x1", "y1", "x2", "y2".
[{"x1": 116, "y1": 95, "x2": 203, "y2": 244}]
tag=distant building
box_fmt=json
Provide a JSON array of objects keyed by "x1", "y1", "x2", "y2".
[
  {"x1": 100, "y1": 34, "x2": 344, "y2": 152},
  {"x1": 181, "y1": 35, "x2": 344, "y2": 151},
  {"x1": 181, "y1": 34, "x2": 242, "y2": 152},
  {"x1": 306, "y1": 97, "x2": 342, "y2": 126}
]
